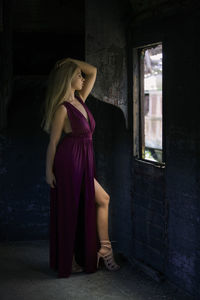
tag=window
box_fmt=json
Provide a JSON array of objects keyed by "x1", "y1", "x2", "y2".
[
  {"x1": 133, "y1": 42, "x2": 164, "y2": 164},
  {"x1": 0, "y1": 1, "x2": 3, "y2": 32}
]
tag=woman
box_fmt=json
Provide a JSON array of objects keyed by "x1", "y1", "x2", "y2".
[{"x1": 41, "y1": 57, "x2": 120, "y2": 277}]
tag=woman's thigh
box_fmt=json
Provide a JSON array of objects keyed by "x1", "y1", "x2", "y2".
[{"x1": 94, "y1": 178, "x2": 110, "y2": 206}]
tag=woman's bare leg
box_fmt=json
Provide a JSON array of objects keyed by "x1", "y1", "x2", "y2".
[{"x1": 94, "y1": 178, "x2": 111, "y2": 255}]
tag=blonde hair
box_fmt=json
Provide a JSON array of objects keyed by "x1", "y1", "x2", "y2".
[{"x1": 41, "y1": 59, "x2": 79, "y2": 134}]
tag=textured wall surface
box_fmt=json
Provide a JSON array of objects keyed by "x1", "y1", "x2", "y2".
[
  {"x1": 12, "y1": 0, "x2": 84, "y2": 33},
  {"x1": 0, "y1": 0, "x2": 85, "y2": 242},
  {"x1": 85, "y1": 0, "x2": 130, "y2": 128},
  {"x1": 0, "y1": 76, "x2": 49, "y2": 240},
  {"x1": 85, "y1": 0, "x2": 133, "y2": 261},
  {"x1": 163, "y1": 16, "x2": 200, "y2": 297},
  {"x1": 0, "y1": 0, "x2": 200, "y2": 297},
  {"x1": 85, "y1": 0, "x2": 200, "y2": 298}
]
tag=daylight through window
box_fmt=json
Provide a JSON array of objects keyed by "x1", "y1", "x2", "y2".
[{"x1": 140, "y1": 43, "x2": 163, "y2": 163}]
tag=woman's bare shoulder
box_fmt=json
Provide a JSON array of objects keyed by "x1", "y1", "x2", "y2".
[
  {"x1": 57, "y1": 102, "x2": 68, "y2": 111},
  {"x1": 54, "y1": 103, "x2": 68, "y2": 119}
]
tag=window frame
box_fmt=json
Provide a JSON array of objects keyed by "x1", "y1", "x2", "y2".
[{"x1": 132, "y1": 41, "x2": 165, "y2": 167}]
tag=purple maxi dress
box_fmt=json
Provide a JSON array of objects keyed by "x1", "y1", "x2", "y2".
[{"x1": 49, "y1": 94, "x2": 99, "y2": 278}]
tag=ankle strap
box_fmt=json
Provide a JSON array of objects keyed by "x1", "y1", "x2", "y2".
[
  {"x1": 100, "y1": 240, "x2": 117, "y2": 243},
  {"x1": 100, "y1": 240, "x2": 111, "y2": 242},
  {"x1": 101, "y1": 245, "x2": 111, "y2": 249}
]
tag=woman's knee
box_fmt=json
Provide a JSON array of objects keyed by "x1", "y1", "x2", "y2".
[
  {"x1": 99, "y1": 193, "x2": 110, "y2": 207},
  {"x1": 105, "y1": 193, "x2": 110, "y2": 204},
  {"x1": 94, "y1": 178, "x2": 110, "y2": 206}
]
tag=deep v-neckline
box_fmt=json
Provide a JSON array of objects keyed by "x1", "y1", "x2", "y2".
[{"x1": 65, "y1": 96, "x2": 90, "y2": 128}]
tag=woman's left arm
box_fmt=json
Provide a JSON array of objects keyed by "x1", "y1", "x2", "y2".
[
  {"x1": 69, "y1": 58, "x2": 97, "y2": 75},
  {"x1": 69, "y1": 58, "x2": 97, "y2": 101}
]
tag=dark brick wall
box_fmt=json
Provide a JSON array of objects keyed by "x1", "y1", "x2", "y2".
[
  {"x1": 12, "y1": 32, "x2": 85, "y2": 75},
  {"x1": 0, "y1": 7, "x2": 85, "y2": 241},
  {"x1": 164, "y1": 16, "x2": 200, "y2": 297},
  {"x1": 85, "y1": 0, "x2": 133, "y2": 262},
  {"x1": 130, "y1": 10, "x2": 199, "y2": 298},
  {"x1": 0, "y1": 0, "x2": 200, "y2": 297},
  {"x1": 85, "y1": 0, "x2": 200, "y2": 298},
  {"x1": 131, "y1": 162, "x2": 166, "y2": 274},
  {"x1": 0, "y1": 75, "x2": 49, "y2": 240},
  {"x1": 13, "y1": 0, "x2": 84, "y2": 34}
]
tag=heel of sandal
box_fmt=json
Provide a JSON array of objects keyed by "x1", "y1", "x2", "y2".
[{"x1": 97, "y1": 240, "x2": 120, "y2": 271}]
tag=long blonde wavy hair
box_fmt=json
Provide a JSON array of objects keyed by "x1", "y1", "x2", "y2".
[{"x1": 41, "y1": 59, "x2": 79, "y2": 134}]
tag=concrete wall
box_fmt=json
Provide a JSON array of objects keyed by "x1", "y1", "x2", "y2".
[
  {"x1": 163, "y1": 16, "x2": 199, "y2": 297},
  {"x1": 0, "y1": 1, "x2": 85, "y2": 240},
  {"x1": 13, "y1": 0, "x2": 84, "y2": 33},
  {"x1": 0, "y1": 0, "x2": 199, "y2": 297},
  {"x1": 85, "y1": 0, "x2": 200, "y2": 298},
  {"x1": 85, "y1": 0, "x2": 134, "y2": 261}
]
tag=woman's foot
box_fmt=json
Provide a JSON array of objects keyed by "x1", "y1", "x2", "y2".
[
  {"x1": 97, "y1": 240, "x2": 120, "y2": 271},
  {"x1": 72, "y1": 254, "x2": 83, "y2": 273}
]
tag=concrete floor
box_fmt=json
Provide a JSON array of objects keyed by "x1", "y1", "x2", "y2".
[{"x1": 0, "y1": 240, "x2": 193, "y2": 300}]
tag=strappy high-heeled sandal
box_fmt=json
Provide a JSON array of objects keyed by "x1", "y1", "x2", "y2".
[{"x1": 97, "y1": 240, "x2": 120, "y2": 271}]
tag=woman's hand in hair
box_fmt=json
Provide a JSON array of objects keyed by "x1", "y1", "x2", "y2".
[{"x1": 55, "y1": 57, "x2": 72, "y2": 69}]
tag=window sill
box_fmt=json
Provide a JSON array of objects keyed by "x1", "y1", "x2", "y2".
[{"x1": 134, "y1": 157, "x2": 165, "y2": 168}]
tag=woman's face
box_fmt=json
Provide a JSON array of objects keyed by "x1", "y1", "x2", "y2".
[{"x1": 71, "y1": 67, "x2": 85, "y2": 90}]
